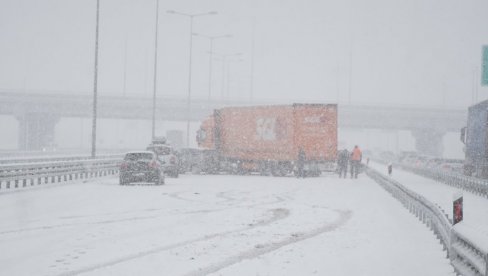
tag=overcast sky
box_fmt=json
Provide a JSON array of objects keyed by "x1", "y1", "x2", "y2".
[{"x1": 1, "y1": 0, "x2": 487, "y2": 107}]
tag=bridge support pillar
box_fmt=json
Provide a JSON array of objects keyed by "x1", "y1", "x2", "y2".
[
  {"x1": 16, "y1": 113, "x2": 59, "y2": 151},
  {"x1": 412, "y1": 129, "x2": 446, "y2": 157}
]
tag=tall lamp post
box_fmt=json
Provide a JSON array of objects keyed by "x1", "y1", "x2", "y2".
[
  {"x1": 225, "y1": 58, "x2": 243, "y2": 101},
  {"x1": 151, "y1": 0, "x2": 160, "y2": 140},
  {"x1": 212, "y1": 52, "x2": 242, "y2": 102},
  {"x1": 91, "y1": 0, "x2": 100, "y2": 158},
  {"x1": 192, "y1": 33, "x2": 232, "y2": 101},
  {"x1": 167, "y1": 10, "x2": 217, "y2": 147}
]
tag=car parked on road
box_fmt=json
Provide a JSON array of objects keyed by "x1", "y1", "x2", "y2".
[
  {"x1": 119, "y1": 151, "x2": 165, "y2": 185},
  {"x1": 147, "y1": 142, "x2": 179, "y2": 178}
]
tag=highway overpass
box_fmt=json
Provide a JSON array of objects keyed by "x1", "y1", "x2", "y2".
[{"x1": 0, "y1": 91, "x2": 467, "y2": 155}]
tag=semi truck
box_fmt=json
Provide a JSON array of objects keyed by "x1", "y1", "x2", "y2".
[
  {"x1": 461, "y1": 99, "x2": 488, "y2": 178},
  {"x1": 196, "y1": 103, "x2": 337, "y2": 176}
]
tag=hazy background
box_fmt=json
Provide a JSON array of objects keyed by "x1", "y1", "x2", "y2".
[{"x1": 1, "y1": 0, "x2": 487, "y2": 157}]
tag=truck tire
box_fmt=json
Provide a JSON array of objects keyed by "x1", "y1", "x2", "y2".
[{"x1": 154, "y1": 171, "x2": 164, "y2": 185}]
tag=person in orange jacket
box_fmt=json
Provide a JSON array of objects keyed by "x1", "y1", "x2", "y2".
[{"x1": 350, "y1": 145, "x2": 362, "y2": 178}]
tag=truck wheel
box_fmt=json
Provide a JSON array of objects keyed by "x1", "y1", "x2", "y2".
[{"x1": 154, "y1": 171, "x2": 164, "y2": 185}]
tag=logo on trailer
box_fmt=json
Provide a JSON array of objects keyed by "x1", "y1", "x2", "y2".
[{"x1": 255, "y1": 118, "x2": 276, "y2": 141}]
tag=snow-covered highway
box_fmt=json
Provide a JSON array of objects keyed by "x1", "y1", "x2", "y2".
[{"x1": 0, "y1": 173, "x2": 455, "y2": 276}]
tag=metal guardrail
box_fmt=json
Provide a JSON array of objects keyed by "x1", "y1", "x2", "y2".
[
  {"x1": 0, "y1": 152, "x2": 124, "y2": 164},
  {"x1": 0, "y1": 157, "x2": 122, "y2": 190},
  {"x1": 371, "y1": 157, "x2": 488, "y2": 199},
  {"x1": 397, "y1": 163, "x2": 488, "y2": 199},
  {"x1": 366, "y1": 166, "x2": 488, "y2": 276}
]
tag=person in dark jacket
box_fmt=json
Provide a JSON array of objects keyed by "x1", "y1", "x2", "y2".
[
  {"x1": 297, "y1": 147, "x2": 306, "y2": 178},
  {"x1": 337, "y1": 149, "x2": 349, "y2": 178}
]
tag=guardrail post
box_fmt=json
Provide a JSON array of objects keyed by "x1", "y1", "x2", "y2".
[{"x1": 485, "y1": 253, "x2": 488, "y2": 276}]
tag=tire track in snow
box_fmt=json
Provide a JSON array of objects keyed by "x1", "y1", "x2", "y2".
[
  {"x1": 0, "y1": 191, "x2": 286, "y2": 236},
  {"x1": 0, "y1": 214, "x2": 162, "y2": 235},
  {"x1": 54, "y1": 208, "x2": 290, "y2": 276},
  {"x1": 168, "y1": 189, "x2": 288, "y2": 209},
  {"x1": 162, "y1": 190, "x2": 287, "y2": 217},
  {"x1": 184, "y1": 209, "x2": 353, "y2": 276}
]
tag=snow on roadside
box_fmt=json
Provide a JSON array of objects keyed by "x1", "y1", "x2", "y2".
[{"x1": 368, "y1": 161, "x2": 488, "y2": 237}]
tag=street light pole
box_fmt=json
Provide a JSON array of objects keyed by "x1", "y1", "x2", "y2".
[
  {"x1": 151, "y1": 0, "x2": 160, "y2": 140},
  {"x1": 193, "y1": 33, "x2": 232, "y2": 101},
  {"x1": 212, "y1": 52, "x2": 242, "y2": 102},
  {"x1": 226, "y1": 58, "x2": 243, "y2": 101},
  {"x1": 91, "y1": 0, "x2": 100, "y2": 158},
  {"x1": 167, "y1": 10, "x2": 217, "y2": 147},
  {"x1": 123, "y1": 31, "x2": 128, "y2": 97},
  {"x1": 250, "y1": 17, "x2": 256, "y2": 103},
  {"x1": 186, "y1": 17, "x2": 194, "y2": 148},
  {"x1": 208, "y1": 38, "x2": 214, "y2": 101}
]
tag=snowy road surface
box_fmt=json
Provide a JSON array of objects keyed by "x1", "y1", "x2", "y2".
[{"x1": 0, "y1": 174, "x2": 454, "y2": 275}]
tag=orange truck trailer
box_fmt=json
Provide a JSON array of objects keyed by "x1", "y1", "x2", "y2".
[{"x1": 196, "y1": 103, "x2": 337, "y2": 176}]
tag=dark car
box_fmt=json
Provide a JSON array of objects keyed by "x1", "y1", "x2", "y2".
[{"x1": 119, "y1": 151, "x2": 165, "y2": 185}]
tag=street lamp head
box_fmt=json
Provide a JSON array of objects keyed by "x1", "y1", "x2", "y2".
[
  {"x1": 166, "y1": 10, "x2": 176, "y2": 14},
  {"x1": 208, "y1": 11, "x2": 218, "y2": 15}
]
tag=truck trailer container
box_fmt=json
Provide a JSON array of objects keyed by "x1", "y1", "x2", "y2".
[
  {"x1": 196, "y1": 103, "x2": 337, "y2": 176},
  {"x1": 461, "y1": 99, "x2": 488, "y2": 178}
]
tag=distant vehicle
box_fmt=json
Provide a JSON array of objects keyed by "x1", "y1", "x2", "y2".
[
  {"x1": 119, "y1": 151, "x2": 165, "y2": 185},
  {"x1": 397, "y1": 151, "x2": 418, "y2": 163},
  {"x1": 196, "y1": 103, "x2": 338, "y2": 176},
  {"x1": 437, "y1": 159, "x2": 464, "y2": 173},
  {"x1": 41, "y1": 142, "x2": 58, "y2": 152},
  {"x1": 151, "y1": 136, "x2": 167, "y2": 145},
  {"x1": 178, "y1": 148, "x2": 220, "y2": 174},
  {"x1": 146, "y1": 139, "x2": 179, "y2": 178},
  {"x1": 177, "y1": 148, "x2": 202, "y2": 173},
  {"x1": 425, "y1": 157, "x2": 443, "y2": 169},
  {"x1": 461, "y1": 100, "x2": 488, "y2": 178}
]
